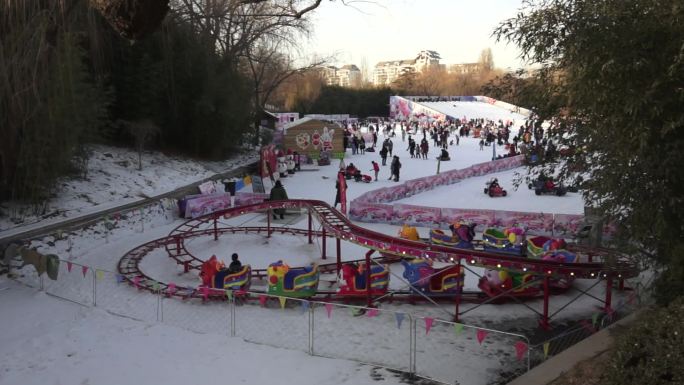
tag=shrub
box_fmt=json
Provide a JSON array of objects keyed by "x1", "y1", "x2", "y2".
[{"x1": 602, "y1": 297, "x2": 684, "y2": 384}]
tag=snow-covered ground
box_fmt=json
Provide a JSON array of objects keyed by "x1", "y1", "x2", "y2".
[
  {"x1": 0, "y1": 129, "x2": 640, "y2": 385},
  {"x1": 0, "y1": 144, "x2": 258, "y2": 233}
]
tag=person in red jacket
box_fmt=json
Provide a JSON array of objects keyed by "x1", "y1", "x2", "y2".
[{"x1": 371, "y1": 161, "x2": 380, "y2": 181}]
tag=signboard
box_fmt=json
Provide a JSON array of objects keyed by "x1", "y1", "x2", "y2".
[
  {"x1": 283, "y1": 119, "x2": 344, "y2": 156},
  {"x1": 251, "y1": 175, "x2": 265, "y2": 194}
]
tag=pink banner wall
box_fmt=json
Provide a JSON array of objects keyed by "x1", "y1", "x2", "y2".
[
  {"x1": 392, "y1": 204, "x2": 442, "y2": 227},
  {"x1": 495, "y1": 210, "x2": 554, "y2": 236},
  {"x1": 349, "y1": 201, "x2": 394, "y2": 222},
  {"x1": 234, "y1": 192, "x2": 268, "y2": 207},
  {"x1": 553, "y1": 214, "x2": 585, "y2": 237},
  {"x1": 185, "y1": 193, "x2": 232, "y2": 219},
  {"x1": 440, "y1": 208, "x2": 496, "y2": 232}
]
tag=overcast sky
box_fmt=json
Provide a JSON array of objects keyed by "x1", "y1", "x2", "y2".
[{"x1": 302, "y1": 0, "x2": 528, "y2": 73}]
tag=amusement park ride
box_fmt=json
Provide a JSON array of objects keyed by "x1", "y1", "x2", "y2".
[{"x1": 118, "y1": 199, "x2": 638, "y2": 329}]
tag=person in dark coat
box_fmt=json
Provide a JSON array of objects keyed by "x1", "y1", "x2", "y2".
[
  {"x1": 269, "y1": 180, "x2": 288, "y2": 219},
  {"x1": 379, "y1": 145, "x2": 388, "y2": 165},
  {"x1": 228, "y1": 253, "x2": 242, "y2": 273},
  {"x1": 390, "y1": 156, "x2": 401, "y2": 182}
]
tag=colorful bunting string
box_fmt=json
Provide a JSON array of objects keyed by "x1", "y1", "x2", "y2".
[
  {"x1": 133, "y1": 276, "x2": 141, "y2": 289},
  {"x1": 367, "y1": 309, "x2": 379, "y2": 318},
  {"x1": 66, "y1": 262, "x2": 73, "y2": 273},
  {"x1": 300, "y1": 301, "x2": 309, "y2": 314},
  {"x1": 476, "y1": 329, "x2": 488, "y2": 345},
  {"x1": 259, "y1": 294, "x2": 267, "y2": 306},
  {"x1": 96, "y1": 270, "x2": 104, "y2": 281},
  {"x1": 395, "y1": 313, "x2": 405, "y2": 329},
  {"x1": 278, "y1": 297, "x2": 287, "y2": 309},
  {"x1": 81, "y1": 265, "x2": 89, "y2": 277},
  {"x1": 116, "y1": 274, "x2": 125, "y2": 284},
  {"x1": 325, "y1": 303, "x2": 333, "y2": 318},
  {"x1": 425, "y1": 317, "x2": 434, "y2": 335},
  {"x1": 226, "y1": 290, "x2": 233, "y2": 301},
  {"x1": 514, "y1": 341, "x2": 528, "y2": 361},
  {"x1": 543, "y1": 342, "x2": 550, "y2": 359},
  {"x1": 167, "y1": 283, "x2": 176, "y2": 295},
  {"x1": 454, "y1": 323, "x2": 464, "y2": 336}
]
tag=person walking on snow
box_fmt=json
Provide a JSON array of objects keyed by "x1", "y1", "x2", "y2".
[{"x1": 390, "y1": 156, "x2": 401, "y2": 182}]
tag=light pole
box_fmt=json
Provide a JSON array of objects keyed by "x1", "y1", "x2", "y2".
[{"x1": 492, "y1": 139, "x2": 497, "y2": 160}]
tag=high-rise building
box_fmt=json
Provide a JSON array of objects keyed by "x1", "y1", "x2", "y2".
[
  {"x1": 372, "y1": 50, "x2": 442, "y2": 85},
  {"x1": 318, "y1": 64, "x2": 362, "y2": 88}
]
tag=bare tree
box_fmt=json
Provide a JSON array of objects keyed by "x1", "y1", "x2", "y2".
[{"x1": 244, "y1": 37, "x2": 329, "y2": 144}]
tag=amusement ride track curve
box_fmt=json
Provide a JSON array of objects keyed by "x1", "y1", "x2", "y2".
[{"x1": 117, "y1": 199, "x2": 639, "y2": 304}]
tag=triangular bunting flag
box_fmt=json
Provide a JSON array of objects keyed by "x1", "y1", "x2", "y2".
[
  {"x1": 515, "y1": 341, "x2": 528, "y2": 361},
  {"x1": 259, "y1": 294, "x2": 267, "y2": 306},
  {"x1": 395, "y1": 313, "x2": 405, "y2": 329},
  {"x1": 167, "y1": 283, "x2": 176, "y2": 295},
  {"x1": 116, "y1": 274, "x2": 125, "y2": 284},
  {"x1": 81, "y1": 265, "x2": 89, "y2": 278},
  {"x1": 67, "y1": 262, "x2": 73, "y2": 272},
  {"x1": 476, "y1": 329, "x2": 488, "y2": 345},
  {"x1": 367, "y1": 309, "x2": 379, "y2": 318},
  {"x1": 278, "y1": 297, "x2": 287, "y2": 309},
  {"x1": 201, "y1": 286, "x2": 209, "y2": 300},
  {"x1": 543, "y1": 342, "x2": 550, "y2": 359},
  {"x1": 133, "y1": 276, "x2": 141, "y2": 288},
  {"x1": 425, "y1": 317, "x2": 434, "y2": 335},
  {"x1": 226, "y1": 290, "x2": 233, "y2": 301},
  {"x1": 592, "y1": 312, "x2": 600, "y2": 327},
  {"x1": 96, "y1": 270, "x2": 104, "y2": 281},
  {"x1": 325, "y1": 303, "x2": 333, "y2": 318},
  {"x1": 300, "y1": 301, "x2": 309, "y2": 314},
  {"x1": 454, "y1": 323, "x2": 464, "y2": 336},
  {"x1": 152, "y1": 281, "x2": 160, "y2": 292}
]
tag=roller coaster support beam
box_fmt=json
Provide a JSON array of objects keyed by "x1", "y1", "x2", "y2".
[
  {"x1": 321, "y1": 227, "x2": 327, "y2": 259},
  {"x1": 605, "y1": 274, "x2": 613, "y2": 312},
  {"x1": 308, "y1": 211, "x2": 313, "y2": 244},
  {"x1": 453, "y1": 258, "x2": 462, "y2": 322},
  {"x1": 540, "y1": 276, "x2": 550, "y2": 329},
  {"x1": 213, "y1": 215, "x2": 218, "y2": 241},
  {"x1": 267, "y1": 209, "x2": 272, "y2": 238},
  {"x1": 336, "y1": 238, "x2": 342, "y2": 274},
  {"x1": 366, "y1": 249, "x2": 374, "y2": 308}
]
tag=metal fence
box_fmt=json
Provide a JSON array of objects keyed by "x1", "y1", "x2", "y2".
[{"x1": 11, "y1": 260, "x2": 537, "y2": 385}]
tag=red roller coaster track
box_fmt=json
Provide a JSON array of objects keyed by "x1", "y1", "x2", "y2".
[{"x1": 118, "y1": 199, "x2": 639, "y2": 327}]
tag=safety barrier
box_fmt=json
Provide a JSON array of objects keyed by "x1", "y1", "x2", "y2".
[{"x1": 12, "y1": 258, "x2": 540, "y2": 385}]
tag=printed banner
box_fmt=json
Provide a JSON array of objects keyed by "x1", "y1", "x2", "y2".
[
  {"x1": 348, "y1": 201, "x2": 394, "y2": 222},
  {"x1": 440, "y1": 208, "x2": 496, "y2": 231},
  {"x1": 553, "y1": 214, "x2": 584, "y2": 237},
  {"x1": 184, "y1": 193, "x2": 232, "y2": 219},
  {"x1": 234, "y1": 192, "x2": 268, "y2": 207},
  {"x1": 495, "y1": 210, "x2": 554, "y2": 235},
  {"x1": 403, "y1": 176, "x2": 434, "y2": 197},
  {"x1": 392, "y1": 204, "x2": 441, "y2": 227}
]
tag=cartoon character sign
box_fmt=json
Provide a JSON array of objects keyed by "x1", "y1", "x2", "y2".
[
  {"x1": 321, "y1": 127, "x2": 334, "y2": 151},
  {"x1": 295, "y1": 133, "x2": 310, "y2": 149}
]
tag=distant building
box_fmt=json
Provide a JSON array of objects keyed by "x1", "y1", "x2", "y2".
[
  {"x1": 372, "y1": 50, "x2": 442, "y2": 85},
  {"x1": 319, "y1": 64, "x2": 362, "y2": 88},
  {"x1": 448, "y1": 63, "x2": 482, "y2": 75}
]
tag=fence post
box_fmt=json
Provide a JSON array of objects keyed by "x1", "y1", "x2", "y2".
[
  {"x1": 309, "y1": 303, "x2": 314, "y2": 356},
  {"x1": 92, "y1": 268, "x2": 97, "y2": 306},
  {"x1": 410, "y1": 315, "x2": 416, "y2": 375},
  {"x1": 230, "y1": 293, "x2": 236, "y2": 337}
]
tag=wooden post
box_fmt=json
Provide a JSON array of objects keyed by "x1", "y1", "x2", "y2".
[
  {"x1": 540, "y1": 276, "x2": 550, "y2": 329},
  {"x1": 321, "y1": 227, "x2": 327, "y2": 259},
  {"x1": 336, "y1": 237, "x2": 342, "y2": 274},
  {"x1": 308, "y1": 211, "x2": 313, "y2": 244}
]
